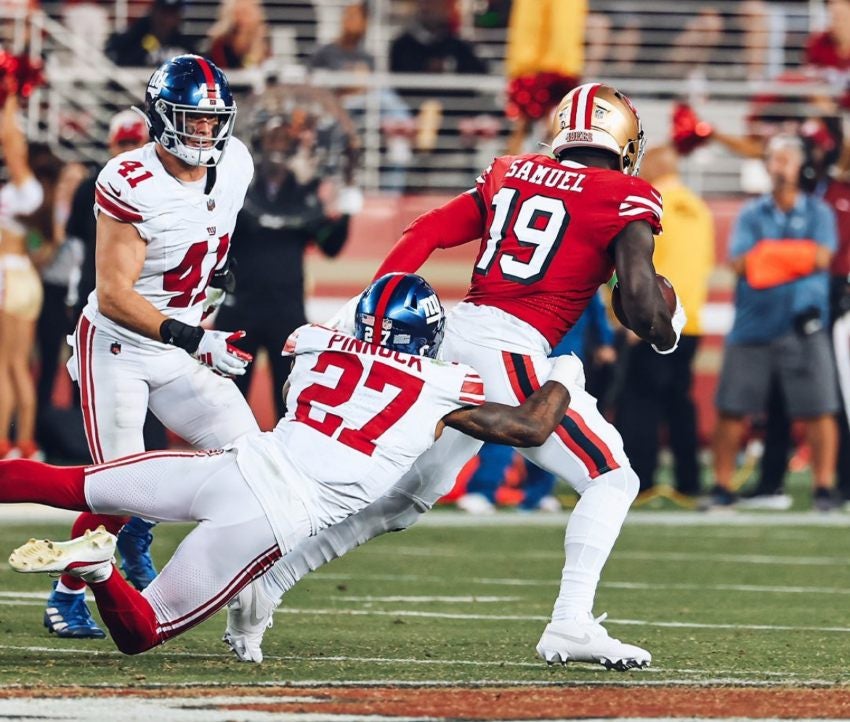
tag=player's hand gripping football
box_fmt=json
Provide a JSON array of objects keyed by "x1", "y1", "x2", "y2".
[
  {"x1": 651, "y1": 294, "x2": 686, "y2": 355},
  {"x1": 193, "y1": 329, "x2": 253, "y2": 377}
]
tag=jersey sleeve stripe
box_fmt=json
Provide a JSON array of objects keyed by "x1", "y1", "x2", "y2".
[
  {"x1": 623, "y1": 195, "x2": 663, "y2": 217},
  {"x1": 619, "y1": 207, "x2": 660, "y2": 219},
  {"x1": 95, "y1": 183, "x2": 141, "y2": 213},
  {"x1": 94, "y1": 187, "x2": 143, "y2": 223},
  {"x1": 466, "y1": 188, "x2": 487, "y2": 218}
]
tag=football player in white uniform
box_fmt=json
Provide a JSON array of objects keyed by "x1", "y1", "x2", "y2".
[
  {"x1": 1, "y1": 274, "x2": 580, "y2": 656},
  {"x1": 44, "y1": 55, "x2": 260, "y2": 639}
]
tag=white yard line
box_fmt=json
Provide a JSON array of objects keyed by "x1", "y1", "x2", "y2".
[{"x1": 0, "y1": 644, "x2": 826, "y2": 682}]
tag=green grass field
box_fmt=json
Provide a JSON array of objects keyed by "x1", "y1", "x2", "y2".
[{"x1": 0, "y1": 495, "x2": 848, "y2": 689}]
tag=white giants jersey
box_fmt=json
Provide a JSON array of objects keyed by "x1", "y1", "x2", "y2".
[
  {"x1": 233, "y1": 324, "x2": 486, "y2": 545},
  {"x1": 83, "y1": 137, "x2": 254, "y2": 346}
]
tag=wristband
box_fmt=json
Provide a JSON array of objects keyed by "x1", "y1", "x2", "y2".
[
  {"x1": 160, "y1": 318, "x2": 204, "y2": 354},
  {"x1": 547, "y1": 353, "x2": 585, "y2": 390}
]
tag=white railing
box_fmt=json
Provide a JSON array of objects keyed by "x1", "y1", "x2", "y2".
[{"x1": 8, "y1": 0, "x2": 842, "y2": 195}]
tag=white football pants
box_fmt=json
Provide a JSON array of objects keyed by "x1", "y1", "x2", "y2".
[{"x1": 257, "y1": 303, "x2": 639, "y2": 625}]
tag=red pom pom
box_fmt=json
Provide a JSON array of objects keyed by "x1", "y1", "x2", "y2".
[
  {"x1": 506, "y1": 73, "x2": 579, "y2": 121},
  {"x1": 671, "y1": 102, "x2": 713, "y2": 156}
]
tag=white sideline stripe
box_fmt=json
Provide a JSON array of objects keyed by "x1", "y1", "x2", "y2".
[
  {"x1": 359, "y1": 545, "x2": 850, "y2": 567},
  {"x1": 2, "y1": 507, "x2": 850, "y2": 527}
]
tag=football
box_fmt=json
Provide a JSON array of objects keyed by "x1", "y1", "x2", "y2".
[{"x1": 611, "y1": 273, "x2": 677, "y2": 330}]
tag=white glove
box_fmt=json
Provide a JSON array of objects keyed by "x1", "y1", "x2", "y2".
[
  {"x1": 547, "y1": 352, "x2": 586, "y2": 391},
  {"x1": 201, "y1": 287, "x2": 226, "y2": 320},
  {"x1": 652, "y1": 295, "x2": 686, "y2": 355},
  {"x1": 193, "y1": 329, "x2": 253, "y2": 377},
  {"x1": 325, "y1": 294, "x2": 361, "y2": 335}
]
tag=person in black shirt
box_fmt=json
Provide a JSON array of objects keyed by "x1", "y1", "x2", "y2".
[
  {"x1": 216, "y1": 88, "x2": 358, "y2": 420},
  {"x1": 105, "y1": 0, "x2": 196, "y2": 67},
  {"x1": 390, "y1": 0, "x2": 487, "y2": 74}
]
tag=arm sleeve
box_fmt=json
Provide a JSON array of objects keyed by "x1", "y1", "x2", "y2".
[
  {"x1": 616, "y1": 177, "x2": 663, "y2": 235},
  {"x1": 457, "y1": 369, "x2": 486, "y2": 406},
  {"x1": 373, "y1": 191, "x2": 486, "y2": 278}
]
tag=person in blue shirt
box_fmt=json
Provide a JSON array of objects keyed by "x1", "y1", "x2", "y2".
[
  {"x1": 704, "y1": 134, "x2": 840, "y2": 509},
  {"x1": 457, "y1": 291, "x2": 616, "y2": 513}
]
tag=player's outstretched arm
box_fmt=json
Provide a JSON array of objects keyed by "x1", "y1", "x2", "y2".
[
  {"x1": 374, "y1": 192, "x2": 486, "y2": 278},
  {"x1": 612, "y1": 220, "x2": 676, "y2": 351},
  {"x1": 441, "y1": 378, "x2": 571, "y2": 448}
]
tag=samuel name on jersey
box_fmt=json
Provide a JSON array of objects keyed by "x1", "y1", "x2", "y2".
[{"x1": 85, "y1": 136, "x2": 254, "y2": 346}]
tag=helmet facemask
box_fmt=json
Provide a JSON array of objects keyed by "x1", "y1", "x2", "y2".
[{"x1": 153, "y1": 98, "x2": 236, "y2": 167}]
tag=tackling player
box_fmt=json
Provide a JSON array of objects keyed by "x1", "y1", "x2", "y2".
[
  {"x1": 0, "y1": 273, "x2": 580, "y2": 656},
  {"x1": 44, "y1": 55, "x2": 260, "y2": 639},
  {"x1": 229, "y1": 83, "x2": 686, "y2": 670}
]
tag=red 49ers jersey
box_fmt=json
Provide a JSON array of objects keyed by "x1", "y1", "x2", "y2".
[
  {"x1": 84, "y1": 137, "x2": 253, "y2": 345},
  {"x1": 464, "y1": 153, "x2": 663, "y2": 346},
  {"x1": 234, "y1": 324, "x2": 485, "y2": 531}
]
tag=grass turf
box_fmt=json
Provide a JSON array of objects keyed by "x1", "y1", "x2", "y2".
[{"x1": 0, "y1": 499, "x2": 847, "y2": 687}]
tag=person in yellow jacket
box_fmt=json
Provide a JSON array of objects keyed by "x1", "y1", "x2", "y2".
[
  {"x1": 504, "y1": 0, "x2": 585, "y2": 154},
  {"x1": 614, "y1": 145, "x2": 715, "y2": 496}
]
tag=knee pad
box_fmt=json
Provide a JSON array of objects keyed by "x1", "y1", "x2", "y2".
[{"x1": 589, "y1": 466, "x2": 639, "y2": 502}]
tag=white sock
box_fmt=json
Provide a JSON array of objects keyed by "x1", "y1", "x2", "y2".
[
  {"x1": 551, "y1": 467, "x2": 638, "y2": 622},
  {"x1": 55, "y1": 581, "x2": 86, "y2": 595}
]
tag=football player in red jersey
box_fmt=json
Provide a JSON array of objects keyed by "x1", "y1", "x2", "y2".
[{"x1": 226, "y1": 83, "x2": 685, "y2": 670}]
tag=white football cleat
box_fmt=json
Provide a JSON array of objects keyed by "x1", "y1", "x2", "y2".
[
  {"x1": 9, "y1": 527, "x2": 116, "y2": 582},
  {"x1": 456, "y1": 492, "x2": 496, "y2": 515},
  {"x1": 536, "y1": 612, "x2": 651, "y2": 671},
  {"x1": 223, "y1": 581, "x2": 275, "y2": 663}
]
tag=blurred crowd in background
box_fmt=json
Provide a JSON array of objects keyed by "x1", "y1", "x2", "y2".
[{"x1": 3, "y1": 0, "x2": 850, "y2": 513}]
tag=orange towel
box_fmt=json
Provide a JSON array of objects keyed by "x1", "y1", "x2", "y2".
[{"x1": 744, "y1": 239, "x2": 820, "y2": 289}]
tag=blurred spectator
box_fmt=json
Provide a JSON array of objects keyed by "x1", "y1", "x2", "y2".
[
  {"x1": 389, "y1": 0, "x2": 489, "y2": 173},
  {"x1": 705, "y1": 135, "x2": 840, "y2": 511},
  {"x1": 746, "y1": 118, "x2": 850, "y2": 508},
  {"x1": 311, "y1": 1, "x2": 373, "y2": 73},
  {"x1": 615, "y1": 146, "x2": 714, "y2": 498},
  {"x1": 583, "y1": 12, "x2": 641, "y2": 78},
  {"x1": 805, "y1": 0, "x2": 850, "y2": 74},
  {"x1": 216, "y1": 85, "x2": 358, "y2": 421},
  {"x1": 390, "y1": 0, "x2": 487, "y2": 75},
  {"x1": 504, "y1": 0, "x2": 584, "y2": 155},
  {"x1": 34, "y1": 159, "x2": 86, "y2": 413},
  {"x1": 204, "y1": 0, "x2": 269, "y2": 69},
  {"x1": 0, "y1": 88, "x2": 44, "y2": 460},
  {"x1": 310, "y1": 1, "x2": 414, "y2": 192},
  {"x1": 457, "y1": 291, "x2": 616, "y2": 514},
  {"x1": 105, "y1": 0, "x2": 196, "y2": 67}
]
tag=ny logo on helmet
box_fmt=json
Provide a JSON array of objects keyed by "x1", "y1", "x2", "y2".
[
  {"x1": 148, "y1": 69, "x2": 166, "y2": 95},
  {"x1": 420, "y1": 294, "x2": 442, "y2": 324}
]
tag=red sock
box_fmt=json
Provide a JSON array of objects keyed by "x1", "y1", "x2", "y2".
[
  {"x1": 60, "y1": 513, "x2": 131, "y2": 591},
  {"x1": 0, "y1": 460, "x2": 88, "y2": 510},
  {"x1": 88, "y1": 566, "x2": 160, "y2": 655}
]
